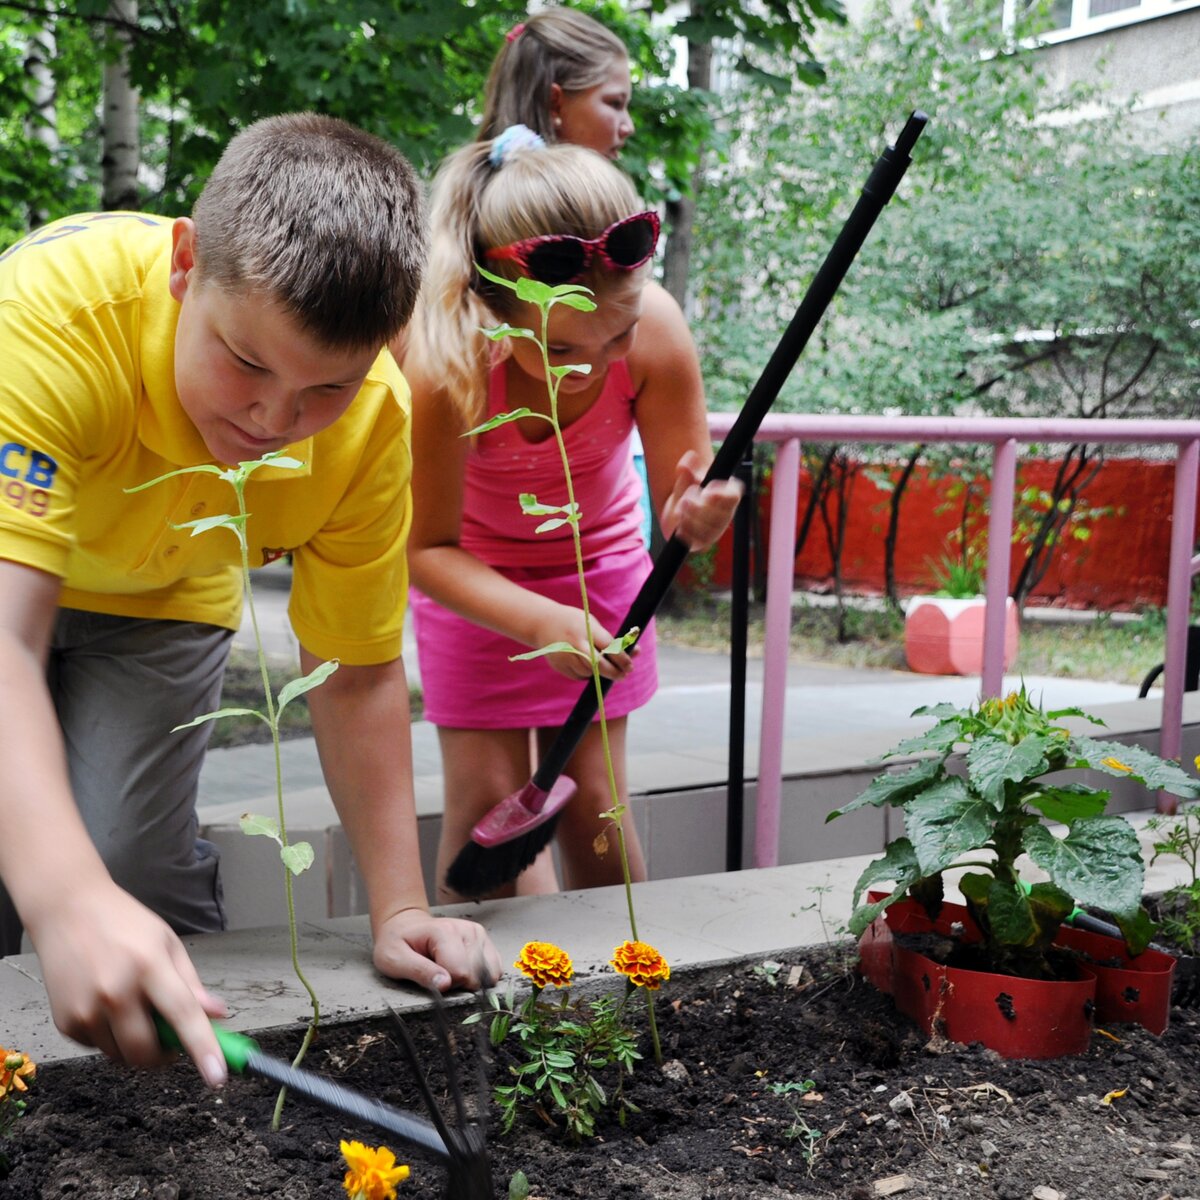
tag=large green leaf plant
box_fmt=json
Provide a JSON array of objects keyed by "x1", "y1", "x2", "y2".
[{"x1": 829, "y1": 687, "x2": 1200, "y2": 980}]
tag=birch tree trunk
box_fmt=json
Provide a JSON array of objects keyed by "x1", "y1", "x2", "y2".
[
  {"x1": 23, "y1": 18, "x2": 58, "y2": 226},
  {"x1": 660, "y1": 15, "x2": 712, "y2": 317},
  {"x1": 102, "y1": 0, "x2": 140, "y2": 211}
]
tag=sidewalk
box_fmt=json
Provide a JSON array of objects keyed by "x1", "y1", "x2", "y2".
[
  {"x1": 203, "y1": 564, "x2": 1150, "y2": 810},
  {"x1": 191, "y1": 568, "x2": 1172, "y2": 924}
]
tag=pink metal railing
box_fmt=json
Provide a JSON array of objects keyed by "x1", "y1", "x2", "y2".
[{"x1": 707, "y1": 413, "x2": 1200, "y2": 868}]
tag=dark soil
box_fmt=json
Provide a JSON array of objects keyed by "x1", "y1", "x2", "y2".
[{"x1": 5, "y1": 944, "x2": 1200, "y2": 1200}]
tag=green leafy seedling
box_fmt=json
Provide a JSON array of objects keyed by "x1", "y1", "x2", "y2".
[
  {"x1": 768, "y1": 1078, "x2": 822, "y2": 1170},
  {"x1": 127, "y1": 451, "x2": 334, "y2": 1127},
  {"x1": 470, "y1": 265, "x2": 662, "y2": 1066},
  {"x1": 828, "y1": 685, "x2": 1200, "y2": 979},
  {"x1": 467, "y1": 972, "x2": 643, "y2": 1143},
  {"x1": 1148, "y1": 801, "x2": 1200, "y2": 951}
]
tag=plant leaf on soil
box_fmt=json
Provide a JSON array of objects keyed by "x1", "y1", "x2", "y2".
[
  {"x1": 885, "y1": 721, "x2": 962, "y2": 758},
  {"x1": 1026, "y1": 783, "x2": 1111, "y2": 824},
  {"x1": 849, "y1": 838, "x2": 922, "y2": 933},
  {"x1": 1072, "y1": 738, "x2": 1200, "y2": 798},
  {"x1": 827, "y1": 757, "x2": 942, "y2": 820},
  {"x1": 967, "y1": 735, "x2": 1052, "y2": 809}
]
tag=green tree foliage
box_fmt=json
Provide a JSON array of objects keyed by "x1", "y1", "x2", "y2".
[
  {"x1": 691, "y1": 0, "x2": 1200, "y2": 422},
  {"x1": 689, "y1": 0, "x2": 1198, "y2": 612},
  {"x1": 0, "y1": 0, "x2": 842, "y2": 230},
  {"x1": 0, "y1": 10, "x2": 102, "y2": 245}
]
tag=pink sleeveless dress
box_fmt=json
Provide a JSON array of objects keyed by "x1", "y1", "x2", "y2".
[{"x1": 411, "y1": 358, "x2": 658, "y2": 729}]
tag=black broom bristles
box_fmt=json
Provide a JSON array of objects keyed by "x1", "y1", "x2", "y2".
[{"x1": 443, "y1": 817, "x2": 561, "y2": 900}]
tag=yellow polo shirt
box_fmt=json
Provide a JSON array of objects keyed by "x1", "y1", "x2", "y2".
[{"x1": 0, "y1": 212, "x2": 410, "y2": 666}]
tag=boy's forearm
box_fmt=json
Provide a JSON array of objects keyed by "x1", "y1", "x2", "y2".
[
  {"x1": 0, "y1": 631, "x2": 110, "y2": 924},
  {"x1": 300, "y1": 652, "x2": 432, "y2": 925}
]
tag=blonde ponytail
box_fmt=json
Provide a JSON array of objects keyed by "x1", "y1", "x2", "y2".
[
  {"x1": 408, "y1": 138, "x2": 644, "y2": 426},
  {"x1": 407, "y1": 142, "x2": 501, "y2": 426}
]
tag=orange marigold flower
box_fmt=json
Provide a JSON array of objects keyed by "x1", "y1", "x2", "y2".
[
  {"x1": 611, "y1": 940, "x2": 670, "y2": 990},
  {"x1": 1101, "y1": 756, "x2": 1132, "y2": 773},
  {"x1": 340, "y1": 1139, "x2": 409, "y2": 1200},
  {"x1": 514, "y1": 941, "x2": 573, "y2": 989},
  {"x1": 0, "y1": 1048, "x2": 35, "y2": 1100}
]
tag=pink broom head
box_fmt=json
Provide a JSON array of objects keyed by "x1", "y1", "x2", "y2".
[{"x1": 470, "y1": 777, "x2": 577, "y2": 848}]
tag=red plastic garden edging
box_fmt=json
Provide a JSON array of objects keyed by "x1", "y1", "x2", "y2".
[
  {"x1": 858, "y1": 891, "x2": 1175, "y2": 1059},
  {"x1": 1055, "y1": 923, "x2": 1177, "y2": 1037}
]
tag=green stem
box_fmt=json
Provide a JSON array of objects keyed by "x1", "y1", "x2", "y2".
[
  {"x1": 233, "y1": 481, "x2": 320, "y2": 1130},
  {"x1": 538, "y1": 304, "x2": 659, "y2": 1064},
  {"x1": 643, "y1": 987, "x2": 661, "y2": 1065}
]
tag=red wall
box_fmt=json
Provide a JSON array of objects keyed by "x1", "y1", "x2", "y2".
[{"x1": 704, "y1": 457, "x2": 1196, "y2": 611}]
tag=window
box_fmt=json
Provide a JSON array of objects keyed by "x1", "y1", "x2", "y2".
[{"x1": 1003, "y1": 0, "x2": 1200, "y2": 40}]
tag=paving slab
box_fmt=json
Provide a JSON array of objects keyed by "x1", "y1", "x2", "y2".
[{"x1": 199, "y1": 670, "x2": 1148, "y2": 808}]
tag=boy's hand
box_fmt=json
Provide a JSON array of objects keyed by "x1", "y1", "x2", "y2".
[
  {"x1": 28, "y1": 881, "x2": 229, "y2": 1088},
  {"x1": 661, "y1": 449, "x2": 744, "y2": 552},
  {"x1": 372, "y1": 908, "x2": 503, "y2": 992}
]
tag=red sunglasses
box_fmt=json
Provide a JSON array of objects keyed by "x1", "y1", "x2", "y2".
[{"x1": 484, "y1": 211, "x2": 660, "y2": 286}]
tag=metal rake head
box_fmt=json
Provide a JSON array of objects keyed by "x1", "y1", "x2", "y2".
[{"x1": 388, "y1": 993, "x2": 495, "y2": 1200}]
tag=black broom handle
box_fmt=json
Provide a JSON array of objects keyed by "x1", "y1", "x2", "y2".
[{"x1": 532, "y1": 110, "x2": 930, "y2": 791}]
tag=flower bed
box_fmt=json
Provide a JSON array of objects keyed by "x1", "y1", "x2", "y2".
[{"x1": 5, "y1": 947, "x2": 1200, "y2": 1199}]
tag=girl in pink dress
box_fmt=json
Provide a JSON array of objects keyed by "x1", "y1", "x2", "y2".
[{"x1": 404, "y1": 132, "x2": 741, "y2": 901}]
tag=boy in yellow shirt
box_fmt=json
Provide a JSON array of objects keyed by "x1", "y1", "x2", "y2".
[{"x1": 0, "y1": 113, "x2": 501, "y2": 1089}]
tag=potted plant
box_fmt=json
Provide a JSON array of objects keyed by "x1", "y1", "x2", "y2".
[
  {"x1": 828, "y1": 686, "x2": 1200, "y2": 1056},
  {"x1": 904, "y1": 548, "x2": 1019, "y2": 676}
]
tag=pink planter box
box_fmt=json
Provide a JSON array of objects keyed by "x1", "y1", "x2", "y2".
[{"x1": 904, "y1": 595, "x2": 1019, "y2": 676}]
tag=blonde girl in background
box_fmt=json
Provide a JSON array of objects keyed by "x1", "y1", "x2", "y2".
[
  {"x1": 477, "y1": 8, "x2": 634, "y2": 158},
  {"x1": 404, "y1": 131, "x2": 741, "y2": 901}
]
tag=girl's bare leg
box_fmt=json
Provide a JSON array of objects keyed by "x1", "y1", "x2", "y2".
[{"x1": 538, "y1": 717, "x2": 647, "y2": 891}]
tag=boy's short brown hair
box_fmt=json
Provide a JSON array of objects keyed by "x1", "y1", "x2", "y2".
[{"x1": 191, "y1": 113, "x2": 425, "y2": 349}]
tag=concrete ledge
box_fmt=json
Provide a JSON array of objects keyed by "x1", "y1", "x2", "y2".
[
  {"x1": 7, "y1": 803, "x2": 1195, "y2": 1067},
  {"x1": 0, "y1": 860, "x2": 872, "y2": 1065}
]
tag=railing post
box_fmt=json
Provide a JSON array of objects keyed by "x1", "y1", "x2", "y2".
[
  {"x1": 982, "y1": 439, "x2": 1018, "y2": 699},
  {"x1": 755, "y1": 436, "x2": 801, "y2": 868},
  {"x1": 1159, "y1": 437, "x2": 1200, "y2": 814},
  {"x1": 725, "y1": 448, "x2": 755, "y2": 871}
]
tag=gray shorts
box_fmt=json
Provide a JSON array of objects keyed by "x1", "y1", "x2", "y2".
[{"x1": 0, "y1": 609, "x2": 233, "y2": 955}]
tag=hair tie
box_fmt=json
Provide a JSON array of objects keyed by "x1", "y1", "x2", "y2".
[
  {"x1": 489, "y1": 124, "x2": 546, "y2": 168},
  {"x1": 505, "y1": 22, "x2": 526, "y2": 43}
]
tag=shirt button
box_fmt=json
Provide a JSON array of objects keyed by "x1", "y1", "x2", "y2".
[
  {"x1": 190, "y1": 502, "x2": 207, "y2": 516},
  {"x1": 164, "y1": 545, "x2": 179, "y2": 557}
]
